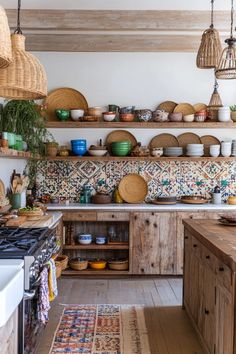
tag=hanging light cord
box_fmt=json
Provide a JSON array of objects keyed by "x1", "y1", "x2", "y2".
[
  {"x1": 230, "y1": 0, "x2": 234, "y2": 38},
  {"x1": 210, "y1": 0, "x2": 214, "y2": 28},
  {"x1": 14, "y1": 0, "x2": 22, "y2": 34}
]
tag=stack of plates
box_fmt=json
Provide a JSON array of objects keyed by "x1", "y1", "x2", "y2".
[
  {"x1": 219, "y1": 214, "x2": 236, "y2": 226},
  {"x1": 186, "y1": 144, "x2": 204, "y2": 157},
  {"x1": 232, "y1": 140, "x2": 236, "y2": 156},
  {"x1": 163, "y1": 147, "x2": 183, "y2": 157}
]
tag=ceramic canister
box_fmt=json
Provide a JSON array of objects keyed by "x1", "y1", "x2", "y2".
[
  {"x1": 95, "y1": 236, "x2": 107, "y2": 245},
  {"x1": 218, "y1": 106, "x2": 231, "y2": 122}
]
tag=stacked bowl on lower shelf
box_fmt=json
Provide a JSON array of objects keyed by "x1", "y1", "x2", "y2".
[
  {"x1": 163, "y1": 147, "x2": 183, "y2": 157},
  {"x1": 186, "y1": 144, "x2": 204, "y2": 157},
  {"x1": 68, "y1": 258, "x2": 129, "y2": 271},
  {"x1": 232, "y1": 140, "x2": 236, "y2": 157}
]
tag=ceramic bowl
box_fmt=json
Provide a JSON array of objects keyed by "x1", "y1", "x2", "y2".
[
  {"x1": 168, "y1": 112, "x2": 183, "y2": 122},
  {"x1": 120, "y1": 113, "x2": 135, "y2": 122},
  {"x1": 95, "y1": 236, "x2": 107, "y2": 245},
  {"x1": 152, "y1": 110, "x2": 169, "y2": 122},
  {"x1": 77, "y1": 234, "x2": 92, "y2": 245},
  {"x1": 228, "y1": 196, "x2": 236, "y2": 205},
  {"x1": 120, "y1": 106, "x2": 135, "y2": 114},
  {"x1": 55, "y1": 109, "x2": 70, "y2": 121},
  {"x1": 183, "y1": 114, "x2": 194, "y2": 122},
  {"x1": 88, "y1": 107, "x2": 103, "y2": 116},
  {"x1": 88, "y1": 149, "x2": 107, "y2": 156},
  {"x1": 89, "y1": 260, "x2": 107, "y2": 269},
  {"x1": 70, "y1": 109, "x2": 84, "y2": 121},
  {"x1": 194, "y1": 115, "x2": 206, "y2": 122},
  {"x1": 103, "y1": 112, "x2": 116, "y2": 122},
  {"x1": 135, "y1": 109, "x2": 152, "y2": 122}
]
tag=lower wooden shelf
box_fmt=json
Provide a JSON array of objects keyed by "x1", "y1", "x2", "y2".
[
  {"x1": 62, "y1": 269, "x2": 130, "y2": 276},
  {"x1": 63, "y1": 244, "x2": 129, "y2": 250}
]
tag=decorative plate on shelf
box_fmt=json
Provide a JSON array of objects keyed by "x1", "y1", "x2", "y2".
[
  {"x1": 45, "y1": 87, "x2": 88, "y2": 121},
  {"x1": 156, "y1": 101, "x2": 177, "y2": 113},
  {"x1": 200, "y1": 135, "x2": 220, "y2": 156},
  {"x1": 149, "y1": 133, "x2": 179, "y2": 149},
  {"x1": 118, "y1": 174, "x2": 148, "y2": 204},
  {"x1": 0, "y1": 179, "x2": 5, "y2": 198},
  {"x1": 193, "y1": 103, "x2": 207, "y2": 112},
  {"x1": 177, "y1": 132, "x2": 201, "y2": 148},
  {"x1": 105, "y1": 130, "x2": 137, "y2": 151},
  {"x1": 174, "y1": 103, "x2": 195, "y2": 115}
]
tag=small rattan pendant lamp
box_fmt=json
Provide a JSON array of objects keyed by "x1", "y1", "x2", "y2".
[
  {"x1": 0, "y1": 6, "x2": 12, "y2": 68},
  {"x1": 215, "y1": 0, "x2": 236, "y2": 79},
  {"x1": 208, "y1": 76, "x2": 223, "y2": 120},
  {"x1": 0, "y1": 0, "x2": 47, "y2": 99},
  {"x1": 196, "y1": 0, "x2": 222, "y2": 69}
]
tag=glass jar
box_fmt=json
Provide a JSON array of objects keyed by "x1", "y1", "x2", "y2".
[{"x1": 59, "y1": 145, "x2": 69, "y2": 157}]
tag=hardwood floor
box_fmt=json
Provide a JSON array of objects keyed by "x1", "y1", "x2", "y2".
[{"x1": 36, "y1": 277, "x2": 205, "y2": 354}]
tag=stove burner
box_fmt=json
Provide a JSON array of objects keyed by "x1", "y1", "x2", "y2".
[
  {"x1": 0, "y1": 227, "x2": 49, "y2": 241},
  {"x1": 0, "y1": 237, "x2": 38, "y2": 254}
]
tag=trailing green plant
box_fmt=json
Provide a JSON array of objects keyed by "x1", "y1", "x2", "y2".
[
  {"x1": 230, "y1": 105, "x2": 236, "y2": 111},
  {"x1": 1, "y1": 100, "x2": 54, "y2": 156}
]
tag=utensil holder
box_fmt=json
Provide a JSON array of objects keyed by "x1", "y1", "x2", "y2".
[{"x1": 9, "y1": 193, "x2": 21, "y2": 209}]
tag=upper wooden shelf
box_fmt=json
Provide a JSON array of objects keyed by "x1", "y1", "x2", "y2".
[
  {"x1": 46, "y1": 121, "x2": 236, "y2": 129},
  {"x1": 45, "y1": 156, "x2": 236, "y2": 162}
]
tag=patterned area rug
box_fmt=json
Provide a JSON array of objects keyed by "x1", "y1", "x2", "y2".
[{"x1": 50, "y1": 304, "x2": 151, "y2": 353}]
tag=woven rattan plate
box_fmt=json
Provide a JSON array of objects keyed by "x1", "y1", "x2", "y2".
[
  {"x1": 174, "y1": 103, "x2": 195, "y2": 115},
  {"x1": 156, "y1": 101, "x2": 177, "y2": 113},
  {"x1": 118, "y1": 174, "x2": 148, "y2": 204},
  {"x1": 149, "y1": 134, "x2": 179, "y2": 149},
  {"x1": 45, "y1": 87, "x2": 88, "y2": 121},
  {"x1": 193, "y1": 103, "x2": 207, "y2": 112},
  {"x1": 177, "y1": 133, "x2": 201, "y2": 148},
  {"x1": 200, "y1": 135, "x2": 220, "y2": 156},
  {"x1": 105, "y1": 130, "x2": 137, "y2": 151}
]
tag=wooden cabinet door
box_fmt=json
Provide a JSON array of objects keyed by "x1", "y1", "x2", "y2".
[
  {"x1": 215, "y1": 284, "x2": 234, "y2": 354},
  {"x1": 131, "y1": 212, "x2": 176, "y2": 275},
  {"x1": 183, "y1": 231, "x2": 191, "y2": 308},
  {"x1": 176, "y1": 211, "x2": 206, "y2": 275}
]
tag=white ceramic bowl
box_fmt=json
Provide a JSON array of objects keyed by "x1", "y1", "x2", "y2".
[
  {"x1": 70, "y1": 109, "x2": 84, "y2": 120},
  {"x1": 210, "y1": 151, "x2": 220, "y2": 157},
  {"x1": 183, "y1": 114, "x2": 194, "y2": 122},
  {"x1": 88, "y1": 149, "x2": 107, "y2": 156},
  {"x1": 78, "y1": 234, "x2": 92, "y2": 245},
  {"x1": 103, "y1": 113, "x2": 116, "y2": 122}
]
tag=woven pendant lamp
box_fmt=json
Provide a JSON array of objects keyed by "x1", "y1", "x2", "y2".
[
  {"x1": 215, "y1": 0, "x2": 236, "y2": 79},
  {"x1": 208, "y1": 78, "x2": 223, "y2": 120},
  {"x1": 0, "y1": 6, "x2": 12, "y2": 68},
  {"x1": 196, "y1": 0, "x2": 222, "y2": 69},
  {"x1": 0, "y1": 0, "x2": 47, "y2": 99}
]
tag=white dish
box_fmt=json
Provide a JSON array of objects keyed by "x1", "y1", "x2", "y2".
[
  {"x1": 88, "y1": 149, "x2": 107, "y2": 156},
  {"x1": 103, "y1": 113, "x2": 116, "y2": 122},
  {"x1": 70, "y1": 109, "x2": 84, "y2": 120}
]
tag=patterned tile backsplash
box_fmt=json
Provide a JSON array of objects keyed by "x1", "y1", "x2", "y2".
[{"x1": 36, "y1": 160, "x2": 236, "y2": 202}]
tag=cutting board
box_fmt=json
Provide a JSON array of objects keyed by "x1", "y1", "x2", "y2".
[
  {"x1": 20, "y1": 215, "x2": 53, "y2": 228},
  {"x1": 6, "y1": 216, "x2": 28, "y2": 227}
]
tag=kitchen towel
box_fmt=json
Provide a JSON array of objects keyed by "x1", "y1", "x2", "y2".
[
  {"x1": 37, "y1": 267, "x2": 50, "y2": 324},
  {"x1": 48, "y1": 259, "x2": 58, "y2": 301}
]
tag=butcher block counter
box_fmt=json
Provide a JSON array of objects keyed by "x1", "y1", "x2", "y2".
[{"x1": 183, "y1": 219, "x2": 236, "y2": 354}]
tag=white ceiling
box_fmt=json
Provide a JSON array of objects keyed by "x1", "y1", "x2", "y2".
[{"x1": 1, "y1": 0, "x2": 231, "y2": 11}]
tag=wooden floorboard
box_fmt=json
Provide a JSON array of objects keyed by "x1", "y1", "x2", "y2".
[{"x1": 36, "y1": 277, "x2": 205, "y2": 354}]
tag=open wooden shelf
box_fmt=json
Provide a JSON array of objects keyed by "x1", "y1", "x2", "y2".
[
  {"x1": 0, "y1": 152, "x2": 31, "y2": 160},
  {"x1": 45, "y1": 156, "x2": 236, "y2": 162},
  {"x1": 63, "y1": 244, "x2": 129, "y2": 250},
  {"x1": 62, "y1": 268, "x2": 130, "y2": 276},
  {"x1": 46, "y1": 121, "x2": 236, "y2": 129}
]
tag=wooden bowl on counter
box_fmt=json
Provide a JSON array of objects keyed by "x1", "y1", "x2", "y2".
[
  {"x1": 108, "y1": 259, "x2": 129, "y2": 270},
  {"x1": 120, "y1": 113, "x2": 135, "y2": 122},
  {"x1": 92, "y1": 193, "x2": 112, "y2": 204}
]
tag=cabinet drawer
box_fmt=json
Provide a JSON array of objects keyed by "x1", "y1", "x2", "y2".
[
  {"x1": 63, "y1": 211, "x2": 97, "y2": 221},
  {"x1": 97, "y1": 212, "x2": 130, "y2": 221},
  {"x1": 215, "y1": 260, "x2": 232, "y2": 291}
]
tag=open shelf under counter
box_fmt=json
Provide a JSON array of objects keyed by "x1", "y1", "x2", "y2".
[
  {"x1": 62, "y1": 269, "x2": 130, "y2": 276},
  {"x1": 44, "y1": 156, "x2": 236, "y2": 162},
  {"x1": 63, "y1": 244, "x2": 129, "y2": 250},
  {"x1": 46, "y1": 121, "x2": 236, "y2": 129}
]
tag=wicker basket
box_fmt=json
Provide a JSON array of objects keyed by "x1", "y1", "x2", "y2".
[
  {"x1": 69, "y1": 258, "x2": 88, "y2": 271},
  {"x1": 108, "y1": 260, "x2": 129, "y2": 271},
  {"x1": 55, "y1": 255, "x2": 68, "y2": 271},
  {"x1": 55, "y1": 261, "x2": 62, "y2": 278},
  {"x1": 0, "y1": 34, "x2": 47, "y2": 100},
  {"x1": 0, "y1": 6, "x2": 12, "y2": 68}
]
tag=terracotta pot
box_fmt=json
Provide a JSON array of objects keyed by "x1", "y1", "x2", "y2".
[{"x1": 45, "y1": 142, "x2": 58, "y2": 157}]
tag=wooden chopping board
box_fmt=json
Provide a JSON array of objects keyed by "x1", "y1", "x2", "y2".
[{"x1": 20, "y1": 215, "x2": 53, "y2": 228}]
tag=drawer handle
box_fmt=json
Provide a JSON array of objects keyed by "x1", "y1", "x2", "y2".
[
  {"x1": 184, "y1": 236, "x2": 188, "y2": 240},
  {"x1": 193, "y1": 244, "x2": 197, "y2": 248},
  {"x1": 206, "y1": 255, "x2": 210, "y2": 259},
  {"x1": 205, "y1": 309, "x2": 209, "y2": 315},
  {"x1": 141, "y1": 268, "x2": 144, "y2": 273},
  {"x1": 219, "y1": 267, "x2": 224, "y2": 272},
  {"x1": 112, "y1": 214, "x2": 115, "y2": 218}
]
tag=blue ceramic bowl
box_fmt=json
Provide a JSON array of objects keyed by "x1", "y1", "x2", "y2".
[
  {"x1": 95, "y1": 236, "x2": 107, "y2": 245},
  {"x1": 71, "y1": 139, "x2": 86, "y2": 146},
  {"x1": 78, "y1": 234, "x2": 92, "y2": 245},
  {"x1": 72, "y1": 146, "x2": 87, "y2": 156}
]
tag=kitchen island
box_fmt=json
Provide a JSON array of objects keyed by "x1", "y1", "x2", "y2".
[{"x1": 183, "y1": 219, "x2": 236, "y2": 354}]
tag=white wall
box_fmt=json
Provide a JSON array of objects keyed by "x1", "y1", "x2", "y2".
[{"x1": 34, "y1": 51, "x2": 236, "y2": 146}]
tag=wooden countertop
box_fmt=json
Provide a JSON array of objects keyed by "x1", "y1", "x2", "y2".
[{"x1": 183, "y1": 219, "x2": 236, "y2": 271}]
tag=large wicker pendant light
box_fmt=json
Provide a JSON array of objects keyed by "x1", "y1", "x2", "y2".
[
  {"x1": 0, "y1": 6, "x2": 12, "y2": 68},
  {"x1": 196, "y1": 0, "x2": 222, "y2": 69},
  {"x1": 0, "y1": 0, "x2": 47, "y2": 99},
  {"x1": 215, "y1": 0, "x2": 236, "y2": 79}
]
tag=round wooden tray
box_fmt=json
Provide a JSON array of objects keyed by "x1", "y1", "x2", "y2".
[
  {"x1": 152, "y1": 200, "x2": 177, "y2": 205},
  {"x1": 118, "y1": 174, "x2": 148, "y2": 204},
  {"x1": 45, "y1": 87, "x2": 88, "y2": 121},
  {"x1": 105, "y1": 130, "x2": 137, "y2": 151},
  {"x1": 181, "y1": 199, "x2": 208, "y2": 204},
  {"x1": 177, "y1": 133, "x2": 201, "y2": 148},
  {"x1": 193, "y1": 103, "x2": 207, "y2": 112},
  {"x1": 218, "y1": 219, "x2": 236, "y2": 226},
  {"x1": 149, "y1": 133, "x2": 179, "y2": 149},
  {"x1": 156, "y1": 101, "x2": 177, "y2": 113},
  {"x1": 174, "y1": 103, "x2": 195, "y2": 115}
]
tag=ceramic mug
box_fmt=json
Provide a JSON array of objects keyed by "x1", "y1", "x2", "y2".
[{"x1": 108, "y1": 104, "x2": 120, "y2": 113}]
